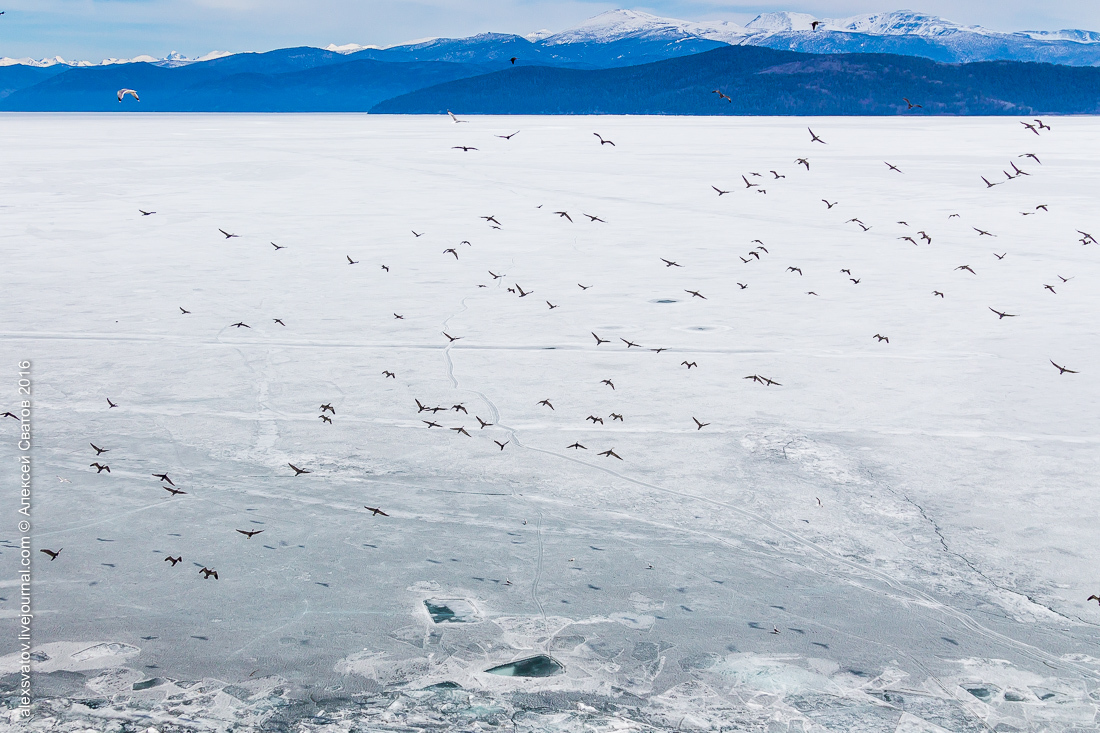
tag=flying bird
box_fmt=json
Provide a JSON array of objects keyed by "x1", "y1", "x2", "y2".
[
  {"x1": 90, "y1": 463, "x2": 110, "y2": 473},
  {"x1": 592, "y1": 332, "x2": 609, "y2": 345},
  {"x1": 822, "y1": 200, "x2": 837, "y2": 209},
  {"x1": 347, "y1": 255, "x2": 359, "y2": 264},
  {"x1": 117, "y1": 88, "x2": 139, "y2": 102},
  {"x1": 218, "y1": 229, "x2": 238, "y2": 239},
  {"x1": 496, "y1": 131, "x2": 520, "y2": 139},
  {"x1": 231, "y1": 322, "x2": 250, "y2": 328},
  {"x1": 40, "y1": 549, "x2": 62, "y2": 561},
  {"x1": 90, "y1": 443, "x2": 108, "y2": 455},
  {"x1": 593, "y1": 133, "x2": 615, "y2": 146},
  {"x1": 319, "y1": 414, "x2": 332, "y2": 424},
  {"x1": 685, "y1": 289, "x2": 706, "y2": 299},
  {"x1": 451, "y1": 426, "x2": 471, "y2": 437},
  {"x1": 903, "y1": 98, "x2": 922, "y2": 109},
  {"x1": 321, "y1": 403, "x2": 335, "y2": 414},
  {"x1": 139, "y1": 209, "x2": 155, "y2": 216},
  {"x1": 873, "y1": 334, "x2": 889, "y2": 343},
  {"x1": 443, "y1": 332, "x2": 462, "y2": 342},
  {"x1": 447, "y1": 110, "x2": 466, "y2": 123},
  {"x1": 599, "y1": 448, "x2": 622, "y2": 460},
  {"x1": 271, "y1": 242, "x2": 285, "y2": 250},
  {"x1": 692, "y1": 417, "x2": 709, "y2": 430},
  {"x1": 164, "y1": 556, "x2": 182, "y2": 566},
  {"x1": 810, "y1": 20, "x2": 821, "y2": 30},
  {"x1": 1050, "y1": 360, "x2": 1078, "y2": 374},
  {"x1": 273, "y1": 318, "x2": 285, "y2": 326},
  {"x1": 601, "y1": 379, "x2": 615, "y2": 389},
  {"x1": 199, "y1": 567, "x2": 219, "y2": 580},
  {"x1": 452, "y1": 146, "x2": 478, "y2": 152},
  {"x1": 661, "y1": 258, "x2": 683, "y2": 267},
  {"x1": 163, "y1": 486, "x2": 186, "y2": 496},
  {"x1": 107, "y1": 398, "x2": 118, "y2": 408},
  {"x1": 796, "y1": 158, "x2": 810, "y2": 170},
  {"x1": 989, "y1": 307, "x2": 1018, "y2": 319},
  {"x1": 808, "y1": 128, "x2": 826, "y2": 144},
  {"x1": 444, "y1": 248, "x2": 459, "y2": 259},
  {"x1": 365, "y1": 506, "x2": 389, "y2": 516},
  {"x1": 553, "y1": 210, "x2": 573, "y2": 222},
  {"x1": 682, "y1": 361, "x2": 697, "y2": 369},
  {"x1": 620, "y1": 338, "x2": 641, "y2": 348},
  {"x1": 152, "y1": 473, "x2": 175, "y2": 485},
  {"x1": 955, "y1": 265, "x2": 976, "y2": 274},
  {"x1": 583, "y1": 213, "x2": 605, "y2": 222},
  {"x1": 288, "y1": 463, "x2": 312, "y2": 475},
  {"x1": 884, "y1": 162, "x2": 903, "y2": 173},
  {"x1": 712, "y1": 186, "x2": 730, "y2": 196},
  {"x1": 567, "y1": 442, "x2": 587, "y2": 450},
  {"x1": 494, "y1": 440, "x2": 508, "y2": 451},
  {"x1": 236, "y1": 529, "x2": 264, "y2": 539},
  {"x1": 179, "y1": 307, "x2": 190, "y2": 314},
  {"x1": 537, "y1": 399, "x2": 554, "y2": 410}
]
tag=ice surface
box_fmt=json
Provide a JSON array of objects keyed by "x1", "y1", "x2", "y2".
[{"x1": 0, "y1": 114, "x2": 1099, "y2": 731}]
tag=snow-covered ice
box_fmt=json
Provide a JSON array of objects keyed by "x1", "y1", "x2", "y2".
[{"x1": 1, "y1": 113, "x2": 1098, "y2": 731}]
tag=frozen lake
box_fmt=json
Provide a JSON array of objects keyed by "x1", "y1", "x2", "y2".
[{"x1": 1, "y1": 113, "x2": 1099, "y2": 731}]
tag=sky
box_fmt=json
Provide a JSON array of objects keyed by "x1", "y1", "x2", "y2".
[{"x1": 1, "y1": 0, "x2": 1099, "y2": 61}]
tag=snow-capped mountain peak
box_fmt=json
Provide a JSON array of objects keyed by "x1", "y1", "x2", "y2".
[{"x1": 744, "y1": 12, "x2": 819, "y2": 33}]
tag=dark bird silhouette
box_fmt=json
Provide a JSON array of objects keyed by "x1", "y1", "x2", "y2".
[
  {"x1": 742, "y1": 175, "x2": 758, "y2": 189},
  {"x1": 447, "y1": 110, "x2": 466, "y2": 123},
  {"x1": 787, "y1": 267, "x2": 802, "y2": 275},
  {"x1": 587, "y1": 415, "x2": 605, "y2": 425},
  {"x1": 578, "y1": 283, "x2": 592, "y2": 290},
  {"x1": 347, "y1": 255, "x2": 359, "y2": 265},
  {"x1": 994, "y1": 252, "x2": 1006, "y2": 260},
  {"x1": 236, "y1": 529, "x2": 264, "y2": 539},
  {"x1": 271, "y1": 242, "x2": 285, "y2": 250},
  {"x1": 850, "y1": 278, "x2": 861, "y2": 284},
  {"x1": 163, "y1": 486, "x2": 186, "y2": 496},
  {"x1": 273, "y1": 318, "x2": 285, "y2": 326},
  {"x1": 423, "y1": 420, "x2": 442, "y2": 428},
  {"x1": 810, "y1": 20, "x2": 821, "y2": 30},
  {"x1": 153, "y1": 472, "x2": 175, "y2": 485},
  {"x1": 808, "y1": 128, "x2": 826, "y2": 144},
  {"x1": 840, "y1": 268, "x2": 851, "y2": 275},
  {"x1": 381, "y1": 264, "x2": 389, "y2": 272},
  {"x1": 382, "y1": 370, "x2": 396, "y2": 379},
  {"x1": 712, "y1": 186, "x2": 730, "y2": 196},
  {"x1": 452, "y1": 146, "x2": 478, "y2": 152},
  {"x1": 692, "y1": 417, "x2": 709, "y2": 430},
  {"x1": 443, "y1": 332, "x2": 461, "y2": 342},
  {"x1": 488, "y1": 270, "x2": 502, "y2": 280},
  {"x1": 620, "y1": 338, "x2": 641, "y2": 348},
  {"x1": 822, "y1": 200, "x2": 837, "y2": 209},
  {"x1": 40, "y1": 548, "x2": 62, "y2": 560},
  {"x1": 537, "y1": 399, "x2": 554, "y2": 410},
  {"x1": 583, "y1": 213, "x2": 605, "y2": 222},
  {"x1": 748, "y1": 251, "x2": 760, "y2": 260},
  {"x1": 365, "y1": 506, "x2": 389, "y2": 516},
  {"x1": 219, "y1": 229, "x2": 238, "y2": 239},
  {"x1": 481, "y1": 215, "x2": 500, "y2": 225},
  {"x1": 873, "y1": 334, "x2": 889, "y2": 343},
  {"x1": 179, "y1": 306, "x2": 191, "y2": 314},
  {"x1": 685, "y1": 289, "x2": 706, "y2": 299},
  {"x1": 711, "y1": 89, "x2": 732, "y2": 102},
  {"x1": 682, "y1": 361, "x2": 697, "y2": 369},
  {"x1": 2, "y1": 412, "x2": 18, "y2": 420},
  {"x1": 592, "y1": 332, "x2": 609, "y2": 345},
  {"x1": 899, "y1": 236, "x2": 917, "y2": 245},
  {"x1": 494, "y1": 440, "x2": 508, "y2": 451},
  {"x1": 451, "y1": 426, "x2": 472, "y2": 437},
  {"x1": 796, "y1": 158, "x2": 810, "y2": 170},
  {"x1": 919, "y1": 231, "x2": 931, "y2": 244},
  {"x1": 599, "y1": 448, "x2": 623, "y2": 460},
  {"x1": 568, "y1": 442, "x2": 587, "y2": 450},
  {"x1": 1011, "y1": 161, "x2": 1029, "y2": 177},
  {"x1": 107, "y1": 398, "x2": 118, "y2": 408},
  {"x1": 593, "y1": 133, "x2": 615, "y2": 146},
  {"x1": 164, "y1": 556, "x2": 182, "y2": 566},
  {"x1": 770, "y1": 171, "x2": 785, "y2": 179},
  {"x1": 601, "y1": 379, "x2": 615, "y2": 389},
  {"x1": 1050, "y1": 361, "x2": 1078, "y2": 374},
  {"x1": 231, "y1": 322, "x2": 250, "y2": 328},
  {"x1": 903, "y1": 97, "x2": 922, "y2": 109},
  {"x1": 200, "y1": 567, "x2": 219, "y2": 580},
  {"x1": 509, "y1": 57, "x2": 517, "y2": 64},
  {"x1": 319, "y1": 414, "x2": 332, "y2": 424},
  {"x1": 989, "y1": 307, "x2": 1018, "y2": 319},
  {"x1": 90, "y1": 443, "x2": 108, "y2": 455},
  {"x1": 516, "y1": 283, "x2": 532, "y2": 297},
  {"x1": 737, "y1": 283, "x2": 748, "y2": 289},
  {"x1": 610, "y1": 413, "x2": 623, "y2": 421},
  {"x1": 288, "y1": 463, "x2": 311, "y2": 475},
  {"x1": 476, "y1": 416, "x2": 493, "y2": 429},
  {"x1": 1088, "y1": 595, "x2": 1100, "y2": 604},
  {"x1": 1020, "y1": 153, "x2": 1041, "y2": 164},
  {"x1": 321, "y1": 403, "x2": 334, "y2": 414},
  {"x1": 884, "y1": 162, "x2": 903, "y2": 173},
  {"x1": 553, "y1": 210, "x2": 573, "y2": 222},
  {"x1": 90, "y1": 463, "x2": 110, "y2": 473},
  {"x1": 497, "y1": 130, "x2": 520, "y2": 139},
  {"x1": 956, "y1": 265, "x2": 976, "y2": 274},
  {"x1": 444, "y1": 248, "x2": 458, "y2": 259},
  {"x1": 982, "y1": 176, "x2": 998, "y2": 189},
  {"x1": 1021, "y1": 121, "x2": 1040, "y2": 135},
  {"x1": 933, "y1": 291, "x2": 944, "y2": 298},
  {"x1": 661, "y1": 258, "x2": 683, "y2": 267}
]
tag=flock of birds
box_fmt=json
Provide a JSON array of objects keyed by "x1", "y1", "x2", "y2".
[{"x1": 16, "y1": 113, "x2": 1095, "y2": 615}]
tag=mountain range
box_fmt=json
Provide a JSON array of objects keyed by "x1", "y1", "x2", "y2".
[{"x1": 2, "y1": 9, "x2": 1100, "y2": 113}]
